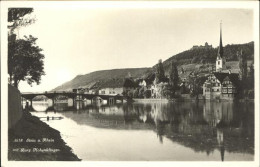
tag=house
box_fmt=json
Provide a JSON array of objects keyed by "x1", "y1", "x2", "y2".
[
  {"x1": 138, "y1": 79, "x2": 147, "y2": 87},
  {"x1": 203, "y1": 72, "x2": 239, "y2": 100},
  {"x1": 98, "y1": 78, "x2": 136, "y2": 95}
]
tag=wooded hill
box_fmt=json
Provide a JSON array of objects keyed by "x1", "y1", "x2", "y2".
[
  {"x1": 161, "y1": 41, "x2": 254, "y2": 75},
  {"x1": 53, "y1": 41, "x2": 254, "y2": 91},
  {"x1": 53, "y1": 68, "x2": 152, "y2": 91}
]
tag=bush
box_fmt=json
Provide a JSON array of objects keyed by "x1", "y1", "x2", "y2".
[
  {"x1": 144, "y1": 90, "x2": 151, "y2": 98},
  {"x1": 133, "y1": 89, "x2": 139, "y2": 98},
  {"x1": 127, "y1": 91, "x2": 133, "y2": 98},
  {"x1": 138, "y1": 87, "x2": 144, "y2": 98}
]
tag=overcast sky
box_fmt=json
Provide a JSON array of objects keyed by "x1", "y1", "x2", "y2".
[{"x1": 16, "y1": 5, "x2": 254, "y2": 92}]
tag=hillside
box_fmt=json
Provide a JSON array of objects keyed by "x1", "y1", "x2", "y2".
[
  {"x1": 53, "y1": 41, "x2": 254, "y2": 91},
  {"x1": 53, "y1": 68, "x2": 152, "y2": 91},
  {"x1": 161, "y1": 41, "x2": 254, "y2": 75}
]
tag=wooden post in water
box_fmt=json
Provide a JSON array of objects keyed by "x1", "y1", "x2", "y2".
[
  {"x1": 30, "y1": 99, "x2": 33, "y2": 109},
  {"x1": 72, "y1": 97, "x2": 75, "y2": 108},
  {"x1": 26, "y1": 101, "x2": 29, "y2": 112}
]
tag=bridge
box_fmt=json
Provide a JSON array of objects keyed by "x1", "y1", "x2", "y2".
[{"x1": 21, "y1": 91, "x2": 127, "y2": 109}]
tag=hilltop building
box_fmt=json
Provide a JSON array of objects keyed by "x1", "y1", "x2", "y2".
[
  {"x1": 203, "y1": 22, "x2": 239, "y2": 100},
  {"x1": 191, "y1": 42, "x2": 213, "y2": 50}
]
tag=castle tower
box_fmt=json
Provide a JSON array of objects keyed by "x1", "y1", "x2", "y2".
[{"x1": 216, "y1": 21, "x2": 226, "y2": 72}]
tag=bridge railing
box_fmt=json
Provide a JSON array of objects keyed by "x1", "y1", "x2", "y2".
[{"x1": 21, "y1": 91, "x2": 75, "y2": 95}]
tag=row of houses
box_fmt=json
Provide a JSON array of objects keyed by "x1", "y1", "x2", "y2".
[{"x1": 73, "y1": 78, "x2": 137, "y2": 96}]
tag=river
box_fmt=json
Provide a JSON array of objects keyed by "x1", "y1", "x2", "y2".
[{"x1": 28, "y1": 101, "x2": 254, "y2": 161}]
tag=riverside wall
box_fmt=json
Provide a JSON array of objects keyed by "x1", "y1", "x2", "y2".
[{"x1": 8, "y1": 84, "x2": 23, "y2": 129}]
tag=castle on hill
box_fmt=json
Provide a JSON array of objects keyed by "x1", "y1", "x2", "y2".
[{"x1": 191, "y1": 42, "x2": 213, "y2": 50}]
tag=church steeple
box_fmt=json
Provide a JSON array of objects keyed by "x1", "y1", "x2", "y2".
[
  {"x1": 216, "y1": 21, "x2": 226, "y2": 72},
  {"x1": 217, "y1": 21, "x2": 224, "y2": 58}
]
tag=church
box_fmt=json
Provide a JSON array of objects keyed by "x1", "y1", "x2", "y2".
[{"x1": 203, "y1": 23, "x2": 239, "y2": 100}]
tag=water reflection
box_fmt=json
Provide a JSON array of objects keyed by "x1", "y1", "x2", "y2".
[{"x1": 31, "y1": 101, "x2": 254, "y2": 161}]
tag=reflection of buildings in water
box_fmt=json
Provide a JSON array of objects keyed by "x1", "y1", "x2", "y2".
[
  {"x1": 139, "y1": 114, "x2": 147, "y2": 123},
  {"x1": 203, "y1": 102, "x2": 233, "y2": 127},
  {"x1": 54, "y1": 102, "x2": 253, "y2": 157},
  {"x1": 150, "y1": 103, "x2": 171, "y2": 123},
  {"x1": 150, "y1": 103, "x2": 172, "y2": 144},
  {"x1": 217, "y1": 129, "x2": 225, "y2": 161},
  {"x1": 76, "y1": 101, "x2": 83, "y2": 110}
]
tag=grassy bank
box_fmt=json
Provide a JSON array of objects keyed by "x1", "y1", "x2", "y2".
[{"x1": 8, "y1": 112, "x2": 81, "y2": 161}]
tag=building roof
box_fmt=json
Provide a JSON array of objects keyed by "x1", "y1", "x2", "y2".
[
  {"x1": 94, "y1": 78, "x2": 137, "y2": 89},
  {"x1": 213, "y1": 72, "x2": 239, "y2": 86}
]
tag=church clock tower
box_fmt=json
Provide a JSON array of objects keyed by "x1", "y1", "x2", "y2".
[{"x1": 216, "y1": 21, "x2": 226, "y2": 72}]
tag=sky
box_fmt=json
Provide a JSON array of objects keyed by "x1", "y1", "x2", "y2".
[{"x1": 15, "y1": 5, "x2": 254, "y2": 92}]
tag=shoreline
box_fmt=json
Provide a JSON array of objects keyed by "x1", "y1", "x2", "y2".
[
  {"x1": 8, "y1": 111, "x2": 81, "y2": 161},
  {"x1": 132, "y1": 97, "x2": 254, "y2": 103}
]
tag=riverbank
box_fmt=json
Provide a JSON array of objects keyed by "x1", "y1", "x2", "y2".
[
  {"x1": 132, "y1": 96, "x2": 254, "y2": 103},
  {"x1": 133, "y1": 98, "x2": 169, "y2": 103},
  {"x1": 8, "y1": 111, "x2": 81, "y2": 161}
]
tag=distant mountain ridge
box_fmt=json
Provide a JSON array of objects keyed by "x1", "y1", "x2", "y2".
[{"x1": 52, "y1": 41, "x2": 254, "y2": 91}]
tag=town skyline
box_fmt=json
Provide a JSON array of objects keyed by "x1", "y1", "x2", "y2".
[{"x1": 4, "y1": 4, "x2": 255, "y2": 92}]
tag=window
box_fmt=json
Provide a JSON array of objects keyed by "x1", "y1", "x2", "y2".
[
  {"x1": 218, "y1": 61, "x2": 220, "y2": 65},
  {"x1": 212, "y1": 89, "x2": 214, "y2": 92},
  {"x1": 217, "y1": 89, "x2": 219, "y2": 92},
  {"x1": 223, "y1": 89, "x2": 227, "y2": 93}
]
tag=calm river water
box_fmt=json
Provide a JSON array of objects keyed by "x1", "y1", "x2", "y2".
[{"x1": 29, "y1": 101, "x2": 254, "y2": 161}]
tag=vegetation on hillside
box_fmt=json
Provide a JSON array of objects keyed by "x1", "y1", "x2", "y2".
[
  {"x1": 53, "y1": 68, "x2": 152, "y2": 91},
  {"x1": 161, "y1": 42, "x2": 254, "y2": 74}
]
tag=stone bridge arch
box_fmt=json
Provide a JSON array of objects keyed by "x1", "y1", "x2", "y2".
[{"x1": 92, "y1": 96, "x2": 104, "y2": 103}]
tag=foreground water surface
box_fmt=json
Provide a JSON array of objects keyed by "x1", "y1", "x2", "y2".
[{"x1": 29, "y1": 101, "x2": 254, "y2": 161}]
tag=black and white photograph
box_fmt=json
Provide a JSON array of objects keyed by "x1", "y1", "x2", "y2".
[{"x1": 1, "y1": 1, "x2": 259, "y2": 167}]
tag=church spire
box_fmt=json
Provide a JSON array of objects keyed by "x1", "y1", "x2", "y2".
[{"x1": 218, "y1": 21, "x2": 224, "y2": 58}]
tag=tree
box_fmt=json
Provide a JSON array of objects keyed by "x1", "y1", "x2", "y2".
[
  {"x1": 169, "y1": 61, "x2": 179, "y2": 94},
  {"x1": 155, "y1": 59, "x2": 166, "y2": 84},
  {"x1": 143, "y1": 90, "x2": 151, "y2": 99},
  {"x1": 127, "y1": 90, "x2": 133, "y2": 98},
  {"x1": 248, "y1": 63, "x2": 254, "y2": 90},
  {"x1": 8, "y1": 35, "x2": 45, "y2": 88},
  {"x1": 238, "y1": 50, "x2": 248, "y2": 96},
  {"x1": 162, "y1": 84, "x2": 172, "y2": 99},
  {"x1": 8, "y1": 8, "x2": 45, "y2": 88},
  {"x1": 133, "y1": 88, "x2": 139, "y2": 98},
  {"x1": 187, "y1": 72, "x2": 200, "y2": 99},
  {"x1": 8, "y1": 8, "x2": 35, "y2": 34},
  {"x1": 138, "y1": 87, "x2": 145, "y2": 98},
  {"x1": 238, "y1": 50, "x2": 247, "y2": 82}
]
